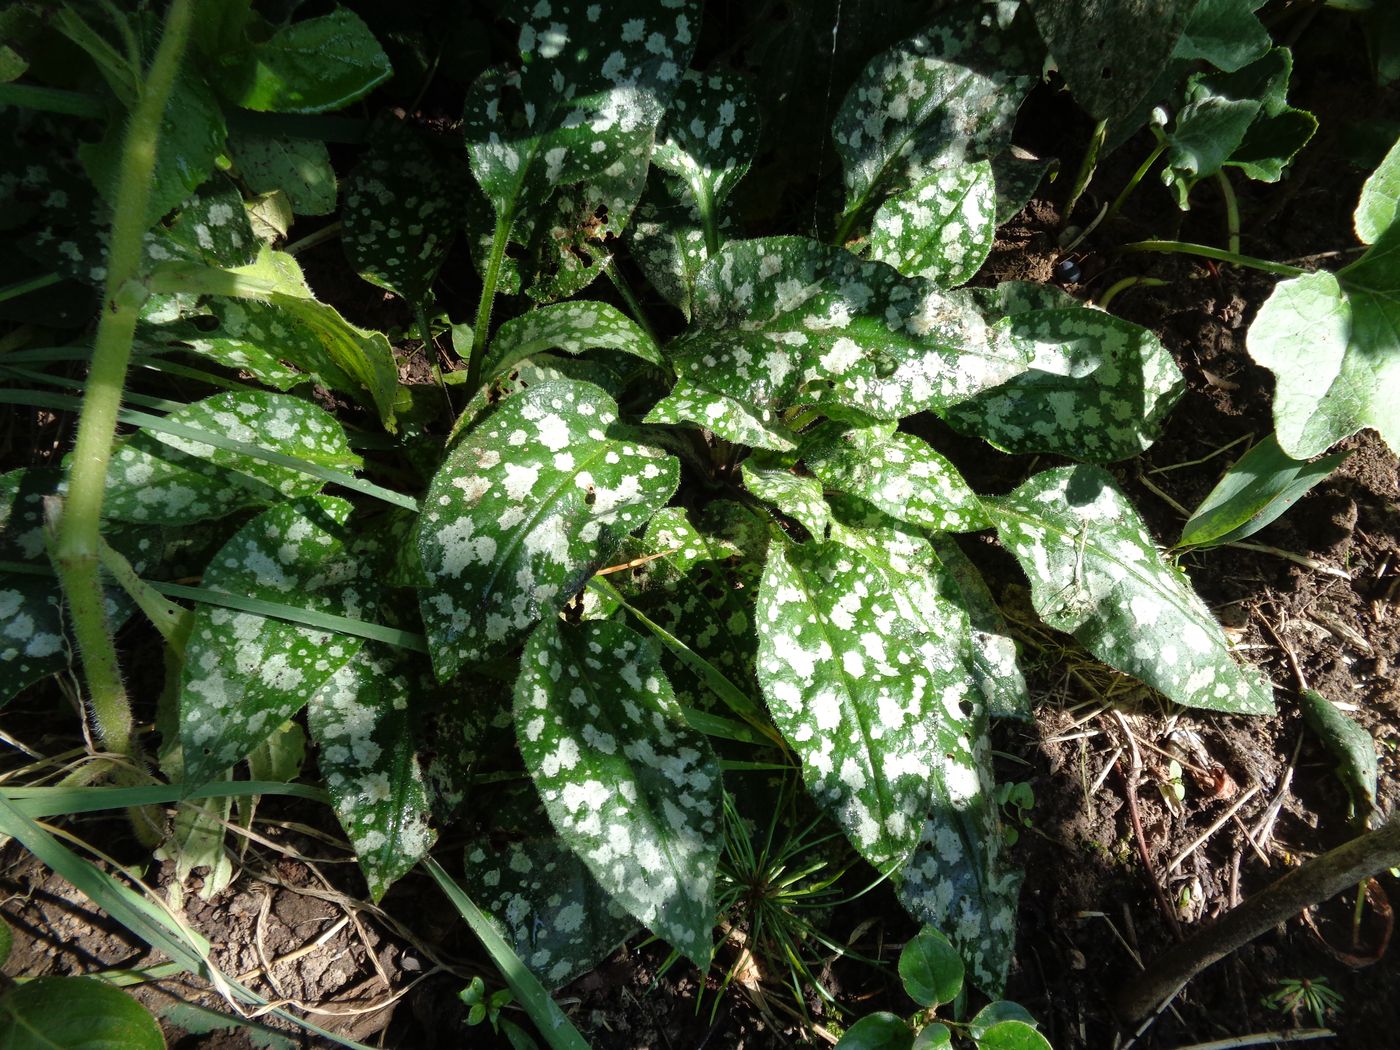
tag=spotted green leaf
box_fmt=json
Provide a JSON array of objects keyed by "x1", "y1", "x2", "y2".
[
  {"x1": 417, "y1": 379, "x2": 678, "y2": 679},
  {"x1": 81, "y1": 64, "x2": 226, "y2": 226},
  {"x1": 1248, "y1": 219, "x2": 1400, "y2": 458},
  {"x1": 156, "y1": 248, "x2": 401, "y2": 429},
  {"x1": 342, "y1": 118, "x2": 463, "y2": 305},
  {"x1": 756, "y1": 538, "x2": 969, "y2": 869},
  {"x1": 482, "y1": 301, "x2": 663, "y2": 389},
  {"x1": 899, "y1": 925, "x2": 964, "y2": 1008},
  {"x1": 1029, "y1": 0, "x2": 1195, "y2": 124},
  {"x1": 646, "y1": 238, "x2": 1027, "y2": 448},
  {"x1": 514, "y1": 618, "x2": 722, "y2": 966},
  {"x1": 802, "y1": 422, "x2": 988, "y2": 533},
  {"x1": 943, "y1": 307, "x2": 1184, "y2": 462},
  {"x1": 869, "y1": 161, "x2": 997, "y2": 288},
  {"x1": 228, "y1": 131, "x2": 337, "y2": 216},
  {"x1": 103, "y1": 391, "x2": 359, "y2": 525},
  {"x1": 464, "y1": 0, "x2": 700, "y2": 295},
  {"x1": 625, "y1": 183, "x2": 718, "y2": 319},
  {"x1": 307, "y1": 646, "x2": 436, "y2": 900},
  {"x1": 1, "y1": 470, "x2": 71, "y2": 704},
  {"x1": 833, "y1": 17, "x2": 1033, "y2": 236},
  {"x1": 179, "y1": 497, "x2": 387, "y2": 784},
  {"x1": 991, "y1": 466, "x2": 1275, "y2": 715},
  {"x1": 464, "y1": 834, "x2": 637, "y2": 988},
  {"x1": 741, "y1": 460, "x2": 832, "y2": 539},
  {"x1": 930, "y1": 534, "x2": 1030, "y2": 720},
  {"x1": 221, "y1": 7, "x2": 392, "y2": 114}
]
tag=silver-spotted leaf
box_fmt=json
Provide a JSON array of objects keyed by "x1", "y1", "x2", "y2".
[
  {"x1": 514, "y1": 618, "x2": 721, "y2": 966},
  {"x1": 1248, "y1": 224, "x2": 1400, "y2": 458},
  {"x1": 756, "y1": 539, "x2": 965, "y2": 869},
  {"x1": 228, "y1": 131, "x2": 337, "y2": 216},
  {"x1": 869, "y1": 162, "x2": 997, "y2": 288},
  {"x1": 342, "y1": 118, "x2": 463, "y2": 305},
  {"x1": 991, "y1": 466, "x2": 1275, "y2": 715},
  {"x1": 179, "y1": 497, "x2": 383, "y2": 783},
  {"x1": 802, "y1": 422, "x2": 988, "y2": 533},
  {"x1": 103, "y1": 392, "x2": 360, "y2": 525},
  {"x1": 647, "y1": 237, "x2": 1027, "y2": 447},
  {"x1": 833, "y1": 18, "x2": 1032, "y2": 234},
  {"x1": 625, "y1": 182, "x2": 720, "y2": 319},
  {"x1": 464, "y1": 0, "x2": 700, "y2": 295},
  {"x1": 307, "y1": 646, "x2": 436, "y2": 900},
  {"x1": 417, "y1": 379, "x2": 678, "y2": 678},
  {"x1": 482, "y1": 301, "x2": 662, "y2": 389},
  {"x1": 943, "y1": 307, "x2": 1184, "y2": 462},
  {"x1": 741, "y1": 461, "x2": 833, "y2": 539},
  {"x1": 464, "y1": 835, "x2": 637, "y2": 988},
  {"x1": 1, "y1": 470, "x2": 72, "y2": 703},
  {"x1": 221, "y1": 7, "x2": 392, "y2": 114}
]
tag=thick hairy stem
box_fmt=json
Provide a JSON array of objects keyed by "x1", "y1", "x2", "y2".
[
  {"x1": 465, "y1": 210, "x2": 513, "y2": 395},
  {"x1": 1118, "y1": 819, "x2": 1400, "y2": 1024},
  {"x1": 51, "y1": 0, "x2": 195, "y2": 760}
]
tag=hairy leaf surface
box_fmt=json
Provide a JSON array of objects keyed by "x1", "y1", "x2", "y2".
[
  {"x1": 647, "y1": 238, "x2": 1026, "y2": 447},
  {"x1": 944, "y1": 307, "x2": 1183, "y2": 462},
  {"x1": 1356, "y1": 134, "x2": 1400, "y2": 245},
  {"x1": 103, "y1": 392, "x2": 359, "y2": 525},
  {"x1": 482, "y1": 301, "x2": 662, "y2": 388},
  {"x1": 992, "y1": 466, "x2": 1274, "y2": 714},
  {"x1": 418, "y1": 380, "x2": 678, "y2": 678},
  {"x1": 741, "y1": 461, "x2": 832, "y2": 539},
  {"x1": 222, "y1": 7, "x2": 392, "y2": 113},
  {"x1": 869, "y1": 162, "x2": 996, "y2": 288},
  {"x1": 515, "y1": 618, "x2": 721, "y2": 965},
  {"x1": 228, "y1": 131, "x2": 337, "y2": 216}
]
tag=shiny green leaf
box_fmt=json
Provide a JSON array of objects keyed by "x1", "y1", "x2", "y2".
[
  {"x1": 899, "y1": 925, "x2": 965, "y2": 1007},
  {"x1": 1299, "y1": 688, "x2": 1379, "y2": 823},
  {"x1": 222, "y1": 7, "x2": 392, "y2": 113},
  {"x1": 834, "y1": 1013, "x2": 913, "y2": 1050},
  {"x1": 0, "y1": 976, "x2": 163, "y2": 1050}
]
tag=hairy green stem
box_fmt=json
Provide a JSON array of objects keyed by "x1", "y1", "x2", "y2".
[
  {"x1": 1118, "y1": 240, "x2": 1308, "y2": 277},
  {"x1": 695, "y1": 177, "x2": 721, "y2": 258},
  {"x1": 1105, "y1": 137, "x2": 1168, "y2": 223},
  {"x1": 1216, "y1": 171, "x2": 1241, "y2": 255},
  {"x1": 49, "y1": 0, "x2": 195, "y2": 761},
  {"x1": 466, "y1": 211, "x2": 513, "y2": 395}
]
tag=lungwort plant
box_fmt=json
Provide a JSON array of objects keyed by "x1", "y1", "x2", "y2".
[{"x1": 0, "y1": 0, "x2": 1295, "y2": 1030}]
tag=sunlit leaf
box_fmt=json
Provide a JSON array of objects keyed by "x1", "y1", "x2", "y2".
[
  {"x1": 481, "y1": 300, "x2": 662, "y2": 388},
  {"x1": 515, "y1": 618, "x2": 721, "y2": 966},
  {"x1": 899, "y1": 925, "x2": 965, "y2": 1007},
  {"x1": 228, "y1": 131, "x2": 337, "y2": 216},
  {"x1": 869, "y1": 161, "x2": 997, "y2": 288},
  {"x1": 0, "y1": 977, "x2": 163, "y2": 1050}
]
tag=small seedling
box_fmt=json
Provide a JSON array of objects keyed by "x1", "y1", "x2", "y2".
[{"x1": 1262, "y1": 977, "x2": 1343, "y2": 1027}]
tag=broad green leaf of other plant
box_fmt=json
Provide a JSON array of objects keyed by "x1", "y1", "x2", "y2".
[
  {"x1": 646, "y1": 238, "x2": 1028, "y2": 450},
  {"x1": 899, "y1": 925, "x2": 965, "y2": 1008},
  {"x1": 102, "y1": 391, "x2": 359, "y2": 525},
  {"x1": 943, "y1": 306, "x2": 1184, "y2": 462},
  {"x1": 1173, "y1": 0, "x2": 1271, "y2": 74},
  {"x1": 835, "y1": 1014, "x2": 914, "y2": 1050},
  {"x1": 227, "y1": 131, "x2": 338, "y2": 216},
  {"x1": 417, "y1": 380, "x2": 678, "y2": 679},
  {"x1": 464, "y1": 834, "x2": 637, "y2": 988},
  {"x1": 0, "y1": 976, "x2": 163, "y2": 1050},
  {"x1": 869, "y1": 161, "x2": 997, "y2": 288},
  {"x1": 1248, "y1": 194, "x2": 1400, "y2": 458},
  {"x1": 833, "y1": 15, "x2": 1033, "y2": 238},
  {"x1": 991, "y1": 467, "x2": 1275, "y2": 715},
  {"x1": 1356, "y1": 135, "x2": 1400, "y2": 245},
  {"x1": 515, "y1": 618, "x2": 722, "y2": 966},
  {"x1": 755, "y1": 539, "x2": 966, "y2": 870},
  {"x1": 221, "y1": 7, "x2": 392, "y2": 114},
  {"x1": 464, "y1": 0, "x2": 701, "y2": 295},
  {"x1": 1299, "y1": 688, "x2": 1379, "y2": 824}
]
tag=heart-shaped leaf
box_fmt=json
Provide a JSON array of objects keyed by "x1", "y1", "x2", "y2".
[
  {"x1": 944, "y1": 307, "x2": 1184, "y2": 462},
  {"x1": 869, "y1": 161, "x2": 997, "y2": 288},
  {"x1": 515, "y1": 618, "x2": 721, "y2": 966},
  {"x1": 1174, "y1": 0, "x2": 1271, "y2": 74},
  {"x1": 646, "y1": 237, "x2": 1027, "y2": 448},
  {"x1": 464, "y1": 834, "x2": 637, "y2": 988},
  {"x1": 417, "y1": 379, "x2": 678, "y2": 678},
  {"x1": 103, "y1": 391, "x2": 359, "y2": 525},
  {"x1": 991, "y1": 466, "x2": 1275, "y2": 715}
]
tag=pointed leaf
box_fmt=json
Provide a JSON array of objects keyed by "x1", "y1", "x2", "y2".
[
  {"x1": 1356, "y1": 134, "x2": 1400, "y2": 245},
  {"x1": 802, "y1": 422, "x2": 988, "y2": 532},
  {"x1": 482, "y1": 301, "x2": 663, "y2": 388},
  {"x1": 756, "y1": 539, "x2": 967, "y2": 869},
  {"x1": 625, "y1": 181, "x2": 719, "y2": 318},
  {"x1": 342, "y1": 118, "x2": 463, "y2": 304},
  {"x1": 944, "y1": 307, "x2": 1184, "y2": 462},
  {"x1": 417, "y1": 379, "x2": 678, "y2": 678},
  {"x1": 1174, "y1": 0, "x2": 1270, "y2": 74},
  {"x1": 1299, "y1": 688, "x2": 1379, "y2": 823},
  {"x1": 222, "y1": 7, "x2": 392, "y2": 114},
  {"x1": 741, "y1": 460, "x2": 832, "y2": 538},
  {"x1": 179, "y1": 497, "x2": 385, "y2": 782},
  {"x1": 646, "y1": 376, "x2": 798, "y2": 452},
  {"x1": 307, "y1": 646, "x2": 436, "y2": 900},
  {"x1": 869, "y1": 162, "x2": 997, "y2": 288},
  {"x1": 1248, "y1": 227, "x2": 1400, "y2": 458},
  {"x1": 103, "y1": 391, "x2": 360, "y2": 525},
  {"x1": 1179, "y1": 433, "x2": 1349, "y2": 549},
  {"x1": 464, "y1": 835, "x2": 637, "y2": 988},
  {"x1": 515, "y1": 618, "x2": 721, "y2": 965},
  {"x1": 991, "y1": 466, "x2": 1275, "y2": 715},
  {"x1": 649, "y1": 237, "x2": 1027, "y2": 447},
  {"x1": 228, "y1": 131, "x2": 337, "y2": 216},
  {"x1": 834, "y1": 20, "x2": 1032, "y2": 230}
]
